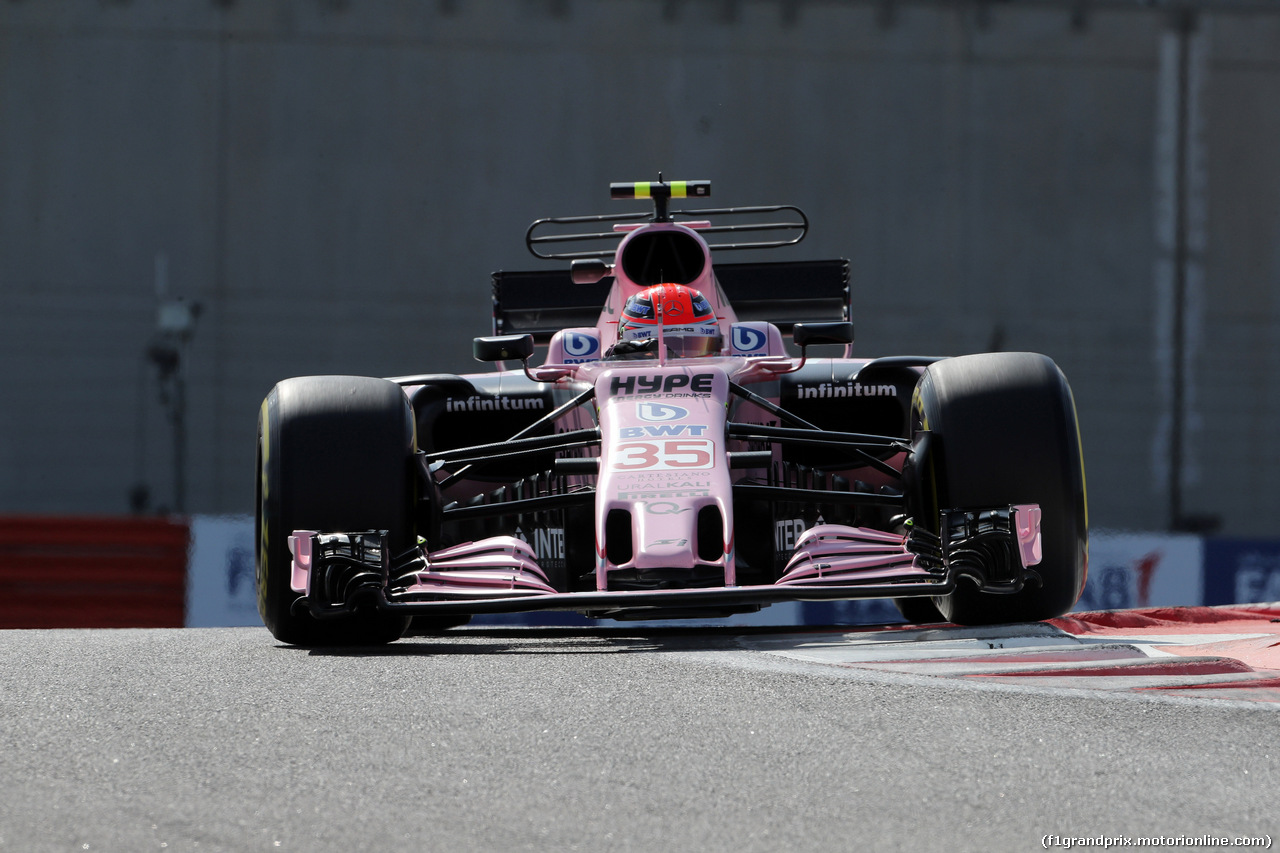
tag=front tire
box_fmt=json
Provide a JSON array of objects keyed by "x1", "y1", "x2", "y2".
[
  {"x1": 256, "y1": 375, "x2": 415, "y2": 646},
  {"x1": 913, "y1": 353, "x2": 1088, "y2": 625},
  {"x1": 893, "y1": 596, "x2": 946, "y2": 625}
]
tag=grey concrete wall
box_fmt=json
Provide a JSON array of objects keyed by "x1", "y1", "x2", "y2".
[{"x1": 1, "y1": 1, "x2": 1277, "y2": 536}]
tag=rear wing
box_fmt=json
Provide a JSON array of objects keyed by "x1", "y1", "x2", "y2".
[{"x1": 491, "y1": 258, "x2": 850, "y2": 343}]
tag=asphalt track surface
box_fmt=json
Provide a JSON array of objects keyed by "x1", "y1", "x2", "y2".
[{"x1": 0, "y1": 623, "x2": 1275, "y2": 853}]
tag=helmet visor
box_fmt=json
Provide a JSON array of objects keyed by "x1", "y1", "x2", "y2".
[{"x1": 662, "y1": 327, "x2": 723, "y2": 358}]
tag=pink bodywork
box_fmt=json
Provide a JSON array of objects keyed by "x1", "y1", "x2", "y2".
[{"x1": 289, "y1": 221, "x2": 1044, "y2": 608}]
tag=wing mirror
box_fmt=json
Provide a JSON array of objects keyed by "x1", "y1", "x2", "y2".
[
  {"x1": 473, "y1": 334, "x2": 535, "y2": 363},
  {"x1": 790, "y1": 322, "x2": 853, "y2": 371},
  {"x1": 474, "y1": 333, "x2": 570, "y2": 383},
  {"x1": 570, "y1": 258, "x2": 612, "y2": 285},
  {"x1": 793, "y1": 322, "x2": 854, "y2": 348}
]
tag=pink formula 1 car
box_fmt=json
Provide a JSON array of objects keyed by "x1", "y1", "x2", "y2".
[{"x1": 256, "y1": 179, "x2": 1088, "y2": 646}]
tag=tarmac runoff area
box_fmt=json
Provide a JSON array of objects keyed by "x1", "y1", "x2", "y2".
[{"x1": 0, "y1": 604, "x2": 1277, "y2": 851}]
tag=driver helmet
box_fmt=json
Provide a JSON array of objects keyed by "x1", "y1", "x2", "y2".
[{"x1": 617, "y1": 283, "x2": 723, "y2": 358}]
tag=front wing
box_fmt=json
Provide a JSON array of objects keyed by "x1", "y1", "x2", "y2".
[{"x1": 287, "y1": 505, "x2": 1042, "y2": 620}]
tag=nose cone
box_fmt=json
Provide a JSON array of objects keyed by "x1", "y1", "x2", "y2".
[{"x1": 632, "y1": 509, "x2": 698, "y2": 570}]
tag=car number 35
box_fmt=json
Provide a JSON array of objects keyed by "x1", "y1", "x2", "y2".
[{"x1": 612, "y1": 439, "x2": 715, "y2": 470}]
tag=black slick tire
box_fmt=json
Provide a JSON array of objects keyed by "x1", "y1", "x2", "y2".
[
  {"x1": 256, "y1": 375, "x2": 415, "y2": 646},
  {"x1": 893, "y1": 596, "x2": 946, "y2": 625},
  {"x1": 912, "y1": 352, "x2": 1088, "y2": 625}
]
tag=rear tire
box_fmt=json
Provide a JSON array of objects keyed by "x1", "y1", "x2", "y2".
[
  {"x1": 912, "y1": 353, "x2": 1087, "y2": 625},
  {"x1": 256, "y1": 376, "x2": 415, "y2": 646}
]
